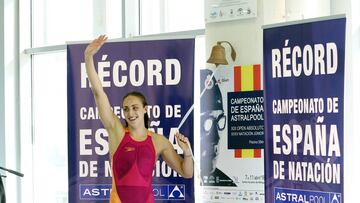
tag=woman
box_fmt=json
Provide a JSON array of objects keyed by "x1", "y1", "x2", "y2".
[{"x1": 84, "y1": 35, "x2": 194, "y2": 203}]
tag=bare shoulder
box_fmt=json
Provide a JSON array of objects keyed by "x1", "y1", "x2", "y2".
[
  {"x1": 150, "y1": 132, "x2": 169, "y2": 145},
  {"x1": 108, "y1": 120, "x2": 126, "y2": 158},
  {"x1": 150, "y1": 132, "x2": 171, "y2": 152}
]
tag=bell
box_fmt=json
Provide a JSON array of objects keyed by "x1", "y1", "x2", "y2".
[
  {"x1": 207, "y1": 41, "x2": 236, "y2": 67},
  {"x1": 207, "y1": 42, "x2": 228, "y2": 66}
]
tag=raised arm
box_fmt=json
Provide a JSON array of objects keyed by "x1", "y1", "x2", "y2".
[
  {"x1": 84, "y1": 35, "x2": 125, "y2": 156},
  {"x1": 160, "y1": 132, "x2": 194, "y2": 178}
]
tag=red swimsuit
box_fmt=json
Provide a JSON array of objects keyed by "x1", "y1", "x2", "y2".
[{"x1": 110, "y1": 130, "x2": 156, "y2": 203}]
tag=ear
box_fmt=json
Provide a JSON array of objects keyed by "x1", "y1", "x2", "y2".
[{"x1": 144, "y1": 105, "x2": 148, "y2": 114}]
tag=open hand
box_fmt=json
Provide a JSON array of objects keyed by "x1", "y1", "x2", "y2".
[{"x1": 84, "y1": 35, "x2": 108, "y2": 57}]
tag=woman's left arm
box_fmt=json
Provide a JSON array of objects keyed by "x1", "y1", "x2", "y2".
[{"x1": 159, "y1": 132, "x2": 194, "y2": 178}]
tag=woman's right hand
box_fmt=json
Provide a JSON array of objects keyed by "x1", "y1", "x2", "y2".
[{"x1": 84, "y1": 35, "x2": 108, "y2": 58}]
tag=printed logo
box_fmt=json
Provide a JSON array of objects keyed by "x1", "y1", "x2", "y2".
[
  {"x1": 274, "y1": 188, "x2": 342, "y2": 203},
  {"x1": 124, "y1": 147, "x2": 135, "y2": 152},
  {"x1": 330, "y1": 193, "x2": 341, "y2": 203},
  {"x1": 153, "y1": 184, "x2": 186, "y2": 200},
  {"x1": 169, "y1": 185, "x2": 185, "y2": 199},
  {"x1": 205, "y1": 74, "x2": 214, "y2": 89},
  {"x1": 79, "y1": 184, "x2": 112, "y2": 200}
]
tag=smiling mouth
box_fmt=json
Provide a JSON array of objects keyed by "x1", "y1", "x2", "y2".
[{"x1": 128, "y1": 117, "x2": 137, "y2": 122}]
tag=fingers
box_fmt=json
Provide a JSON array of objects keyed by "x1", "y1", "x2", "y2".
[
  {"x1": 85, "y1": 35, "x2": 108, "y2": 56},
  {"x1": 96, "y1": 35, "x2": 108, "y2": 45},
  {"x1": 176, "y1": 133, "x2": 192, "y2": 158},
  {"x1": 93, "y1": 35, "x2": 107, "y2": 46},
  {"x1": 175, "y1": 132, "x2": 189, "y2": 144}
]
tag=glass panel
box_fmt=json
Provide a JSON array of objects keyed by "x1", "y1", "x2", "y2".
[
  {"x1": 33, "y1": 0, "x2": 122, "y2": 46},
  {"x1": 106, "y1": 0, "x2": 123, "y2": 39},
  {"x1": 32, "y1": 53, "x2": 68, "y2": 203},
  {"x1": 165, "y1": 0, "x2": 204, "y2": 32},
  {"x1": 141, "y1": 0, "x2": 204, "y2": 35},
  {"x1": 140, "y1": 0, "x2": 162, "y2": 35}
]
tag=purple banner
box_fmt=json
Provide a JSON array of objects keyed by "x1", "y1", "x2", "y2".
[
  {"x1": 67, "y1": 38, "x2": 195, "y2": 202},
  {"x1": 263, "y1": 17, "x2": 345, "y2": 203}
]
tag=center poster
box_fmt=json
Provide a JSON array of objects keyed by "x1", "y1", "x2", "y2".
[{"x1": 199, "y1": 65, "x2": 265, "y2": 202}]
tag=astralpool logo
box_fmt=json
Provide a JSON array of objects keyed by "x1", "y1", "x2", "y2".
[
  {"x1": 79, "y1": 184, "x2": 112, "y2": 200},
  {"x1": 274, "y1": 188, "x2": 341, "y2": 203},
  {"x1": 153, "y1": 184, "x2": 186, "y2": 200}
]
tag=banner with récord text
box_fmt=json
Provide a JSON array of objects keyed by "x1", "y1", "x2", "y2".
[
  {"x1": 67, "y1": 38, "x2": 195, "y2": 202},
  {"x1": 263, "y1": 17, "x2": 346, "y2": 203}
]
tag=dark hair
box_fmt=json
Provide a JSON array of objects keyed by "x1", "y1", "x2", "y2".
[{"x1": 122, "y1": 91, "x2": 149, "y2": 128}]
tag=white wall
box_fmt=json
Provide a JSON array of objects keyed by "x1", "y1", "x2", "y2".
[
  {"x1": 206, "y1": 1, "x2": 264, "y2": 69},
  {"x1": 206, "y1": 0, "x2": 331, "y2": 75},
  {"x1": 331, "y1": 0, "x2": 360, "y2": 202},
  {"x1": 285, "y1": 0, "x2": 330, "y2": 21},
  {"x1": 263, "y1": 0, "x2": 285, "y2": 25},
  {"x1": 19, "y1": 0, "x2": 32, "y2": 201}
]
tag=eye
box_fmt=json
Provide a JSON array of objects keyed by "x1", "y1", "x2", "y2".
[
  {"x1": 123, "y1": 107, "x2": 129, "y2": 112},
  {"x1": 203, "y1": 119, "x2": 213, "y2": 132},
  {"x1": 133, "y1": 106, "x2": 139, "y2": 111},
  {"x1": 217, "y1": 116, "x2": 226, "y2": 130}
]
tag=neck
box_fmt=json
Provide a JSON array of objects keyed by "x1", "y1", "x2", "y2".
[{"x1": 128, "y1": 125, "x2": 147, "y2": 137}]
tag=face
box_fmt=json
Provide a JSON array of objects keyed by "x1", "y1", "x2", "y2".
[
  {"x1": 122, "y1": 95, "x2": 147, "y2": 128},
  {"x1": 200, "y1": 110, "x2": 226, "y2": 175}
]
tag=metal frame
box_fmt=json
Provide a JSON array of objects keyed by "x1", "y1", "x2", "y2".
[
  {"x1": 1, "y1": 0, "x2": 22, "y2": 201},
  {"x1": 262, "y1": 14, "x2": 346, "y2": 29},
  {"x1": 0, "y1": 0, "x2": 5, "y2": 170},
  {"x1": 24, "y1": 29, "x2": 205, "y2": 55}
]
